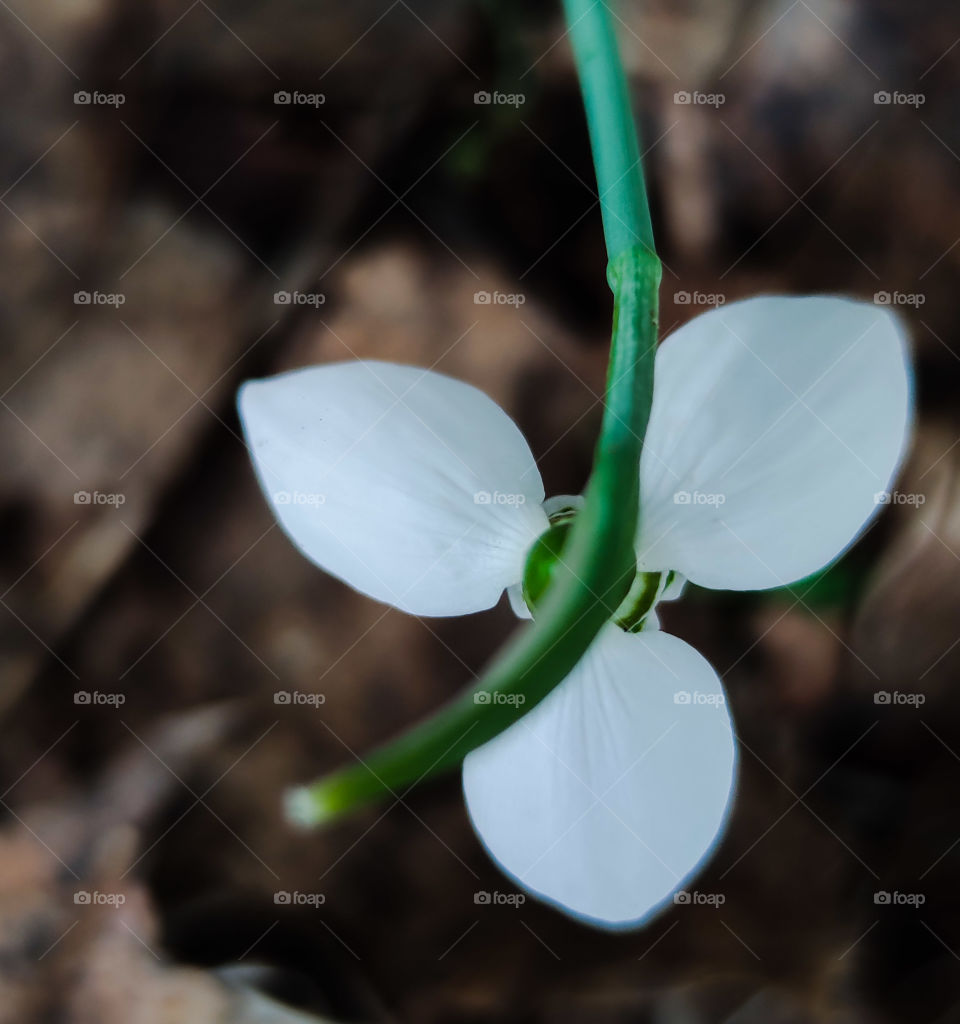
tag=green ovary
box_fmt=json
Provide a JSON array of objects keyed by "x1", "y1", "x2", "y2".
[
  {"x1": 521, "y1": 517, "x2": 666, "y2": 631},
  {"x1": 521, "y1": 521, "x2": 576, "y2": 614}
]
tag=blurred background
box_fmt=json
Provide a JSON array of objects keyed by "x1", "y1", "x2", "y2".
[{"x1": 1, "y1": 0, "x2": 959, "y2": 1020}]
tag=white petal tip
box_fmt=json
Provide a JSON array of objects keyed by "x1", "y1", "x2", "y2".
[
  {"x1": 463, "y1": 628, "x2": 736, "y2": 927},
  {"x1": 639, "y1": 295, "x2": 913, "y2": 591},
  {"x1": 236, "y1": 361, "x2": 547, "y2": 616}
]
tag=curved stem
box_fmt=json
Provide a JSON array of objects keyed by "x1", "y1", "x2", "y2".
[
  {"x1": 562, "y1": 0, "x2": 655, "y2": 259},
  {"x1": 287, "y1": 0, "x2": 660, "y2": 825}
]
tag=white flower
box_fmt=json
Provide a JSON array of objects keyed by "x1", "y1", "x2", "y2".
[{"x1": 238, "y1": 295, "x2": 911, "y2": 927}]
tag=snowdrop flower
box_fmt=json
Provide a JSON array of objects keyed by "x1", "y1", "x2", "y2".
[{"x1": 239, "y1": 296, "x2": 910, "y2": 927}]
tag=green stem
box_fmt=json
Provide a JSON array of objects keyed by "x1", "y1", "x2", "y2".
[
  {"x1": 562, "y1": 0, "x2": 655, "y2": 259},
  {"x1": 287, "y1": 0, "x2": 660, "y2": 826}
]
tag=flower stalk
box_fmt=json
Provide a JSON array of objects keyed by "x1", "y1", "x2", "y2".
[{"x1": 287, "y1": 0, "x2": 660, "y2": 825}]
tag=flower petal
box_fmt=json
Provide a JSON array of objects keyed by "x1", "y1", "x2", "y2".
[
  {"x1": 638, "y1": 296, "x2": 912, "y2": 590},
  {"x1": 463, "y1": 627, "x2": 736, "y2": 927},
  {"x1": 238, "y1": 361, "x2": 548, "y2": 616}
]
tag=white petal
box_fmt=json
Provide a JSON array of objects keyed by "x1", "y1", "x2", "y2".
[
  {"x1": 238, "y1": 361, "x2": 547, "y2": 616},
  {"x1": 638, "y1": 297, "x2": 912, "y2": 590},
  {"x1": 542, "y1": 494, "x2": 584, "y2": 518},
  {"x1": 506, "y1": 582, "x2": 532, "y2": 620},
  {"x1": 463, "y1": 627, "x2": 736, "y2": 927}
]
